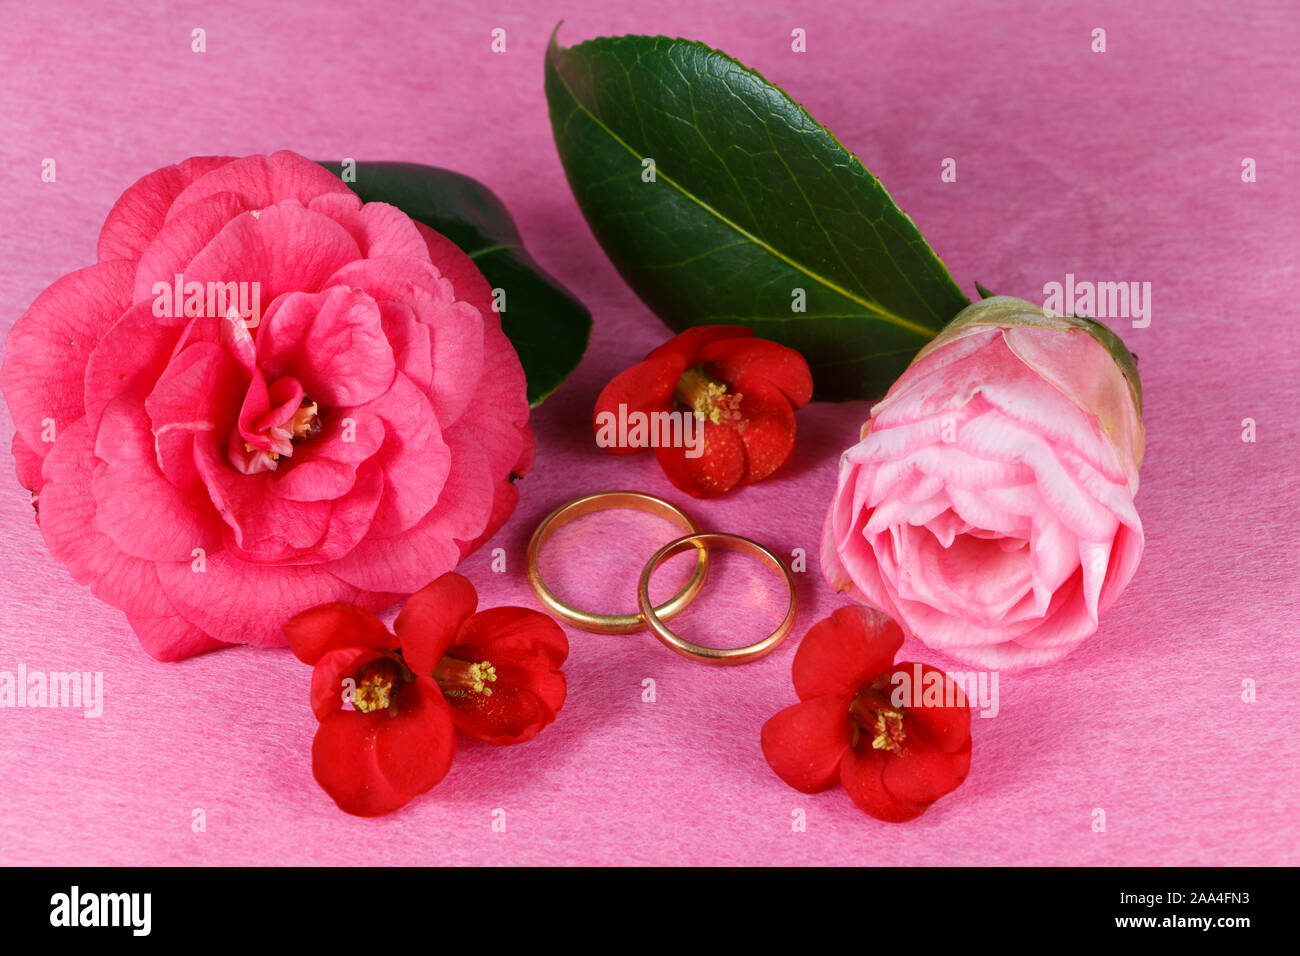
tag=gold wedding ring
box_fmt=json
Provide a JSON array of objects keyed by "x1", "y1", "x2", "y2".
[
  {"x1": 525, "y1": 491, "x2": 708, "y2": 634},
  {"x1": 638, "y1": 532, "x2": 797, "y2": 665}
]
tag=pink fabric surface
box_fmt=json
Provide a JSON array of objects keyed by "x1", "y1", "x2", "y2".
[{"x1": 1, "y1": 0, "x2": 1296, "y2": 865}]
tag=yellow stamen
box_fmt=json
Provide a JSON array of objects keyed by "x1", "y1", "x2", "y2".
[
  {"x1": 353, "y1": 659, "x2": 402, "y2": 714},
  {"x1": 433, "y1": 657, "x2": 498, "y2": 697},
  {"x1": 291, "y1": 399, "x2": 321, "y2": 442},
  {"x1": 675, "y1": 367, "x2": 745, "y2": 426},
  {"x1": 869, "y1": 709, "x2": 907, "y2": 752}
]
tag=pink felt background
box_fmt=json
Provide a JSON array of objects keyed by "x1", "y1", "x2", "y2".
[{"x1": 1, "y1": 0, "x2": 1297, "y2": 866}]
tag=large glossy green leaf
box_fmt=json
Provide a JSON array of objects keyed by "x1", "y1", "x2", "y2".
[
  {"x1": 322, "y1": 161, "x2": 591, "y2": 406},
  {"x1": 544, "y1": 29, "x2": 969, "y2": 400}
]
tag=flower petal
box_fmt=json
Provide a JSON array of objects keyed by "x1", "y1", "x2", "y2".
[
  {"x1": 647, "y1": 324, "x2": 752, "y2": 365},
  {"x1": 311, "y1": 193, "x2": 430, "y2": 260},
  {"x1": 731, "y1": 377, "x2": 798, "y2": 484},
  {"x1": 157, "y1": 548, "x2": 384, "y2": 648},
  {"x1": 182, "y1": 203, "x2": 362, "y2": 304},
  {"x1": 453, "y1": 606, "x2": 570, "y2": 670},
  {"x1": 163, "y1": 150, "x2": 351, "y2": 226},
  {"x1": 445, "y1": 669, "x2": 565, "y2": 745},
  {"x1": 838, "y1": 746, "x2": 928, "y2": 823},
  {"x1": 373, "y1": 678, "x2": 456, "y2": 796},
  {"x1": 1, "y1": 260, "x2": 134, "y2": 459},
  {"x1": 880, "y1": 739, "x2": 971, "y2": 806},
  {"x1": 893, "y1": 663, "x2": 972, "y2": 754},
  {"x1": 257, "y1": 286, "x2": 396, "y2": 408},
  {"x1": 310, "y1": 680, "x2": 454, "y2": 818},
  {"x1": 309, "y1": 646, "x2": 384, "y2": 719},
  {"x1": 326, "y1": 254, "x2": 484, "y2": 425},
  {"x1": 97, "y1": 155, "x2": 236, "y2": 262},
  {"x1": 594, "y1": 359, "x2": 682, "y2": 453},
  {"x1": 282, "y1": 602, "x2": 397, "y2": 665},
  {"x1": 760, "y1": 695, "x2": 854, "y2": 793},
  {"x1": 326, "y1": 430, "x2": 494, "y2": 593},
  {"x1": 792, "y1": 606, "x2": 903, "y2": 701},
  {"x1": 699, "y1": 336, "x2": 812, "y2": 408},
  {"x1": 654, "y1": 423, "x2": 746, "y2": 498},
  {"x1": 394, "y1": 572, "x2": 479, "y2": 677}
]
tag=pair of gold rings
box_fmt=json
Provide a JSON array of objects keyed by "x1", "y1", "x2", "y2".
[{"x1": 525, "y1": 491, "x2": 797, "y2": 664}]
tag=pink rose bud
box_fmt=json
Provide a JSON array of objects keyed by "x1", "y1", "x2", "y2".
[{"x1": 821, "y1": 296, "x2": 1144, "y2": 669}]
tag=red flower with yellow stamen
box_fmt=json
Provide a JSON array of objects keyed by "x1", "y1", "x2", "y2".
[
  {"x1": 395, "y1": 573, "x2": 569, "y2": 746},
  {"x1": 760, "y1": 606, "x2": 972, "y2": 822},
  {"x1": 593, "y1": 326, "x2": 813, "y2": 498},
  {"x1": 283, "y1": 572, "x2": 568, "y2": 816}
]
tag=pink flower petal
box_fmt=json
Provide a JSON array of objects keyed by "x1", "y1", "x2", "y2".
[
  {"x1": 326, "y1": 256, "x2": 483, "y2": 424},
  {"x1": 310, "y1": 193, "x2": 431, "y2": 260},
  {"x1": 162, "y1": 150, "x2": 351, "y2": 226},
  {"x1": 92, "y1": 395, "x2": 222, "y2": 562},
  {"x1": 257, "y1": 286, "x2": 396, "y2": 408},
  {"x1": 130, "y1": 191, "x2": 249, "y2": 305},
  {"x1": 326, "y1": 433, "x2": 493, "y2": 593},
  {"x1": 351, "y1": 372, "x2": 449, "y2": 538},
  {"x1": 182, "y1": 204, "x2": 362, "y2": 304},
  {"x1": 82, "y1": 301, "x2": 186, "y2": 431},
  {"x1": 97, "y1": 156, "x2": 236, "y2": 263},
  {"x1": 155, "y1": 547, "x2": 373, "y2": 648},
  {"x1": 269, "y1": 410, "x2": 385, "y2": 502},
  {"x1": 2, "y1": 260, "x2": 134, "y2": 459}
]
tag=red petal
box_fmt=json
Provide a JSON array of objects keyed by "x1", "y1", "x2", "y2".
[
  {"x1": 593, "y1": 358, "x2": 682, "y2": 455},
  {"x1": 700, "y1": 336, "x2": 813, "y2": 408},
  {"x1": 282, "y1": 603, "x2": 396, "y2": 665},
  {"x1": 454, "y1": 606, "x2": 570, "y2": 669},
  {"x1": 654, "y1": 423, "x2": 746, "y2": 498},
  {"x1": 446, "y1": 666, "x2": 566, "y2": 745},
  {"x1": 646, "y1": 325, "x2": 752, "y2": 366},
  {"x1": 893, "y1": 662, "x2": 973, "y2": 754},
  {"x1": 394, "y1": 572, "x2": 479, "y2": 676},
  {"x1": 442, "y1": 608, "x2": 568, "y2": 745},
  {"x1": 374, "y1": 678, "x2": 457, "y2": 795},
  {"x1": 760, "y1": 695, "x2": 853, "y2": 793},
  {"x1": 792, "y1": 606, "x2": 904, "y2": 701},
  {"x1": 309, "y1": 646, "x2": 384, "y2": 719},
  {"x1": 881, "y1": 738, "x2": 971, "y2": 806},
  {"x1": 731, "y1": 378, "x2": 798, "y2": 484},
  {"x1": 838, "y1": 746, "x2": 929, "y2": 823},
  {"x1": 310, "y1": 679, "x2": 455, "y2": 817}
]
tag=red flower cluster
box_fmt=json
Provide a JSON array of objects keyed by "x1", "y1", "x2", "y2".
[
  {"x1": 761, "y1": 606, "x2": 971, "y2": 822},
  {"x1": 283, "y1": 572, "x2": 567, "y2": 816},
  {"x1": 594, "y1": 326, "x2": 813, "y2": 497}
]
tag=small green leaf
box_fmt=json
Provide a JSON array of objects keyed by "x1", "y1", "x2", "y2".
[
  {"x1": 322, "y1": 161, "x2": 591, "y2": 406},
  {"x1": 544, "y1": 28, "x2": 968, "y2": 400},
  {"x1": 975, "y1": 282, "x2": 997, "y2": 299}
]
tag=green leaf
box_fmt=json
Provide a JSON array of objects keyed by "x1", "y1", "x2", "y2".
[
  {"x1": 544, "y1": 28, "x2": 968, "y2": 400},
  {"x1": 321, "y1": 161, "x2": 591, "y2": 406}
]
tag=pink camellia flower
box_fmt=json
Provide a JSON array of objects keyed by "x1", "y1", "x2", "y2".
[
  {"x1": 822, "y1": 296, "x2": 1144, "y2": 669},
  {"x1": 2, "y1": 151, "x2": 532, "y2": 661}
]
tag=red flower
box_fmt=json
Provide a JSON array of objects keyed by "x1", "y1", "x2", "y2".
[
  {"x1": 593, "y1": 326, "x2": 813, "y2": 497},
  {"x1": 283, "y1": 572, "x2": 568, "y2": 816},
  {"x1": 761, "y1": 606, "x2": 971, "y2": 822}
]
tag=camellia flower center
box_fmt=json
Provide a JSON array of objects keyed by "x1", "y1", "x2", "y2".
[
  {"x1": 850, "y1": 688, "x2": 907, "y2": 753},
  {"x1": 238, "y1": 393, "x2": 322, "y2": 474},
  {"x1": 290, "y1": 397, "x2": 322, "y2": 442},
  {"x1": 433, "y1": 656, "x2": 498, "y2": 698},
  {"x1": 353, "y1": 658, "x2": 404, "y2": 714},
  {"x1": 675, "y1": 366, "x2": 745, "y2": 427}
]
